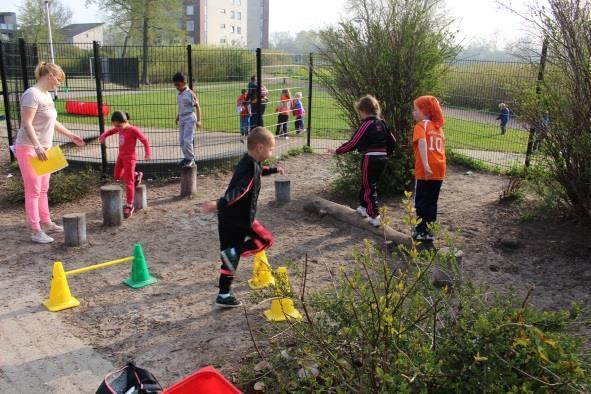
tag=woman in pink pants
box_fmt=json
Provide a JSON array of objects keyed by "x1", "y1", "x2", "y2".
[{"x1": 15, "y1": 62, "x2": 85, "y2": 244}]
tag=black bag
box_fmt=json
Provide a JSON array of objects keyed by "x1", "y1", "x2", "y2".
[{"x1": 96, "y1": 363, "x2": 163, "y2": 394}]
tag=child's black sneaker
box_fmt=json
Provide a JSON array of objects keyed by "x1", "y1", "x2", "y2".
[
  {"x1": 215, "y1": 293, "x2": 242, "y2": 308},
  {"x1": 220, "y1": 248, "x2": 238, "y2": 273}
]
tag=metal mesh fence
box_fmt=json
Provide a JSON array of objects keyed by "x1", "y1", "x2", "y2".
[{"x1": 1, "y1": 40, "x2": 542, "y2": 176}]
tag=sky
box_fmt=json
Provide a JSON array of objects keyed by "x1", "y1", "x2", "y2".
[{"x1": 0, "y1": 0, "x2": 533, "y2": 47}]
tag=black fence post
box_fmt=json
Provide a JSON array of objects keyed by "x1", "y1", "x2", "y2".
[
  {"x1": 187, "y1": 44, "x2": 193, "y2": 90},
  {"x1": 0, "y1": 42, "x2": 14, "y2": 161},
  {"x1": 93, "y1": 41, "x2": 108, "y2": 174},
  {"x1": 525, "y1": 38, "x2": 548, "y2": 168},
  {"x1": 18, "y1": 38, "x2": 30, "y2": 91},
  {"x1": 256, "y1": 48, "x2": 262, "y2": 127},
  {"x1": 306, "y1": 52, "x2": 313, "y2": 147}
]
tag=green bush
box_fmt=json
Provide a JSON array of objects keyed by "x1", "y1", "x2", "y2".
[
  {"x1": 240, "y1": 194, "x2": 591, "y2": 393},
  {"x1": 318, "y1": 0, "x2": 458, "y2": 197},
  {"x1": 1, "y1": 170, "x2": 102, "y2": 205}
]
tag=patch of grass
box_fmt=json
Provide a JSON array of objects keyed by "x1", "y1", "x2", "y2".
[{"x1": 1, "y1": 169, "x2": 103, "y2": 205}]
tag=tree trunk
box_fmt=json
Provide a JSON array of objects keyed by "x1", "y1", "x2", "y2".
[
  {"x1": 121, "y1": 23, "x2": 132, "y2": 58},
  {"x1": 141, "y1": 13, "x2": 149, "y2": 85},
  {"x1": 303, "y1": 197, "x2": 412, "y2": 247}
]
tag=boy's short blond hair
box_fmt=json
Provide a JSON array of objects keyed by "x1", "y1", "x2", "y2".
[
  {"x1": 499, "y1": 103, "x2": 507, "y2": 109},
  {"x1": 247, "y1": 127, "x2": 274, "y2": 150},
  {"x1": 295, "y1": 92, "x2": 303, "y2": 99},
  {"x1": 35, "y1": 62, "x2": 65, "y2": 83}
]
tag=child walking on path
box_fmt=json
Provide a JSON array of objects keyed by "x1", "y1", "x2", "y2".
[
  {"x1": 99, "y1": 111, "x2": 151, "y2": 219},
  {"x1": 292, "y1": 92, "x2": 305, "y2": 134},
  {"x1": 202, "y1": 127, "x2": 284, "y2": 308},
  {"x1": 173, "y1": 72, "x2": 201, "y2": 167},
  {"x1": 275, "y1": 89, "x2": 291, "y2": 139},
  {"x1": 497, "y1": 102, "x2": 510, "y2": 135},
  {"x1": 237, "y1": 89, "x2": 251, "y2": 142},
  {"x1": 412, "y1": 95, "x2": 446, "y2": 240},
  {"x1": 333, "y1": 95, "x2": 396, "y2": 227}
]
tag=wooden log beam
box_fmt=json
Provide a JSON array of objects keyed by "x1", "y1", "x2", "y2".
[{"x1": 303, "y1": 197, "x2": 412, "y2": 247}]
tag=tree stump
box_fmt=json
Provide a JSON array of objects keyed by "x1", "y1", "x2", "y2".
[
  {"x1": 274, "y1": 178, "x2": 291, "y2": 203},
  {"x1": 101, "y1": 185, "x2": 123, "y2": 226},
  {"x1": 180, "y1": 166, "x2": 197, "y2": 197},
  {"x1": 134, "y1": 184, "x2": 148, "y2": 210},
  {"x1": 63, "y1": 213, "x2": 86, "y2": 247}
]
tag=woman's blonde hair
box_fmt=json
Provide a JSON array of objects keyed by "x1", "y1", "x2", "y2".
[
  {"x1": 355, "y1": 95, "x2": 381, "y2": 116},
  {"x1": 34, "y1": 62, "x2": 65, "y2": 82}
]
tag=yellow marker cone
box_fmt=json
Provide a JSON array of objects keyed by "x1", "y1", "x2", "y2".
[
  {"x1": 263, "y1": 266, "x2": 302, "y2": 322},
  {"x1": 43, "y1": 262, "x2": 80, "y2": 312},
  {"x1": 248, "y1": 251, "x2": 275, "y2": 290}
]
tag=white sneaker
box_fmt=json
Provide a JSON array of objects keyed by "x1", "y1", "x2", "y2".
[
  {"x1": 368, "y1": 216, "x2": 381, "y2": 227},
  {"x1": 32, "y1": 231, "x2": 54, "y2": 244},
  {"x1": 43, "y1": 222, "x2": 64, "y2": 233},
  {"x1": 355, "y1": 206, "x2": 368, "y2": 217}
]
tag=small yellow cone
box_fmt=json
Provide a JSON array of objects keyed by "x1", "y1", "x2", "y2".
[
  {"x1": 248, "y1": 251, "x2": 275, "y2": 290},
  {"x1": 43, "y1": 262, "x2": 80, "y2": 312},
  {"x1": 263, "y1": 266, "x2": 302, "y2": 322}
]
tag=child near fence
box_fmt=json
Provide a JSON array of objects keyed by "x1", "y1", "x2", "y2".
[
  {"x1": 202, "y1": 127, "x2": 284, "y2": 308},
  {"x1": 99, "y1": 111, "x2": 151, "y2": 219},
  {"x1": 412, "y1": 95, "x2": 446, "y2": 241},
  {"x1": 497, "y1": 103, "x2": 511, "y2": 135},
  {"x1": 237, "y1": 89, "x2": 251, "y2": 142},
  {"x1": 275, "y1": 89, "x2": 291, "y2": 139},
  {"x1": 292, "y1": 92, "x2": 305, "y2": 135},
  {"x1": 173, "y1": 72, "x2": 201, "y2": 167}
]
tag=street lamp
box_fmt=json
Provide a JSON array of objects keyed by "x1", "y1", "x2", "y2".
[{"x1": 44, "y1": 0, "x2": 57, "y2": 99}]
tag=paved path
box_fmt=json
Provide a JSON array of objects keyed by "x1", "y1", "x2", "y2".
[{"x1": 0, "y1": 274, "x2": 113, "y2": 393}]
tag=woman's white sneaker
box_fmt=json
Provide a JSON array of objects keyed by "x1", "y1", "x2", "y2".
[
  {"x1": 355, "y1": 206, "x2": 368, "y2": 217},
  {"x1": 43, "y1": 222, "x2": 64, "y2": 233},
  {"x1": 32, "y1": 231, "x2": 54, "y2": 244}
]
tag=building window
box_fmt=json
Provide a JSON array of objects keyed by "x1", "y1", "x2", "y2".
[
  {"x1": 230, "y1": 25, "x2": 235, "y2": 33},
  {"x1": 237, "y1": 12, "x2": 241, "y2": 20},
  {"x1": 186, "y1": 5, "x2": 194, "y2": 15},
  {"x1": 220, "y1": 38, "x2": 226, "y2": 43},
  {"x1": 230, "y1": 10, "x2": 235, "y2": 19},
  {"x1": 220, "y1": 24, "x2": 226, "y2": 29},
  {"x1": 188, "y1": 36, "x2": 194, "y2": 44},
  {"x1": 237, "y1": 26, "x2": 241, "y2": 34},
  {"x1": 219, "y1": 8, "x2": 226, "y2": 13},
  {"x1": 186, "y1": 21, "x2": 194, "y2": 31}
]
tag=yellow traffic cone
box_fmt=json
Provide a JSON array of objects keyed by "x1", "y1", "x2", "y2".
[
  {"x1": 248, "y1": 251, "x2": 275, "y2": 290},
  {"x1": 263, "y1": 266, "x2": 302, "y2": 322},
  {"x1": 42, "y1": 262, "x2": 80, "y2": 312}
]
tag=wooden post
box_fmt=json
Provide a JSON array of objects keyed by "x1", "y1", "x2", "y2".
[
  {"x1": 101, "y1": 185, "x2": 123, "y2": 226},
  {"x1": 180, "y1": 166, "x2": 197, "y2": 197},
  {"x1": 63, "y1": 213, "x2": 87, "y2": 247},
  {"x1": 134, "y1": 184, "x2": 147, "y2": 210},
  {"x1": 275, "y1": 178, "x2": 291, "y2": 202}
]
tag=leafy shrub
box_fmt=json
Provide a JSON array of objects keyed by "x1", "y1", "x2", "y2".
[
  {"x1": 240, "y1": 193, "x2": 591, "y2": 393},
  {"x1": 1, "y1": 170, "x2": 102, "y2": 205},
  {"x1": 317, "y1": 0, "x2": 458, "y2": 197}
]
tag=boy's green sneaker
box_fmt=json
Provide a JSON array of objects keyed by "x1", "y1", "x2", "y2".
[
  {"x1": 215, "y1": 293, "x2": 242, "y2": 308},
  {"x1": 220, "y1": 248, "x2": 238, "y2": 273}
]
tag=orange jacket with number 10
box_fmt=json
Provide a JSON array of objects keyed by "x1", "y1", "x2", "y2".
[{"x1": 413, "y1": 119, "x2": 446, "y2": 180}]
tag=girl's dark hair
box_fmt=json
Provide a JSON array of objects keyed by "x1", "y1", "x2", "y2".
[
  {"x1": 172, "y1": 72, "x2": 187, "y2": 83},
  {"x1": 111, "y1": 111, "x2": 130, "y2": 123},
  {"x1": 355, "y1": 95, "x2": 381, "y2": 116}
]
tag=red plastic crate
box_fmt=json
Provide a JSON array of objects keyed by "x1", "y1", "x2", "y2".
[{"x1": 164, "y1": 366, "x2": 241, "y2": 394}]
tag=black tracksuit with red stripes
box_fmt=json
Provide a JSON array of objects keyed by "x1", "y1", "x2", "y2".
[
  {"x1": 216, "y1": 153, "x2": 278, "y2": 292},
  {"x1": 336, "y1": 116, "x2": 396, "y2": 219}
]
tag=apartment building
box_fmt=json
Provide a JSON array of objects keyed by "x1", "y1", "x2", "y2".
[
  {"x1": 182, "y1": 0, "x2": 268, "y2": 48},
  {"x1": 0, "y1": 12, "x2": 17, "y2": 41}
]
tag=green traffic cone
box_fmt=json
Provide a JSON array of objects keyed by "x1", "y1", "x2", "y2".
[{"x1": 123, "y1": 244, "x2": 157, "y2": 289}]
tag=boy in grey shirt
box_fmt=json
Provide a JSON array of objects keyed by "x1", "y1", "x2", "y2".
[{"x1": 173, "y1": 72, "x2": 201, "y2": 167}]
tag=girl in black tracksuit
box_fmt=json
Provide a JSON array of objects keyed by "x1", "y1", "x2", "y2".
[{"x1": 335, "y1": 95, "x2": 396, "y2": 226}]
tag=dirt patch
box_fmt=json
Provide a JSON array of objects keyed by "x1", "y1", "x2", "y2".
[{"x1": 0, "y1": 153, "x2": 589, "y2": 390}]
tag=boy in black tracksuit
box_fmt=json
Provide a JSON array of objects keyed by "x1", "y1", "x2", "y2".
[
  {"x1": 334, "y1": 95, "x2": 396, "y2": 227},
  {"x1": 202, "y1": 127, "x2": 283, "y2": 308}
]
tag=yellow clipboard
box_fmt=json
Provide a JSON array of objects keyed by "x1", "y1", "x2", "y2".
[{"x1": 29, "y1": 146, "x2": 69, "y2": 176}]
